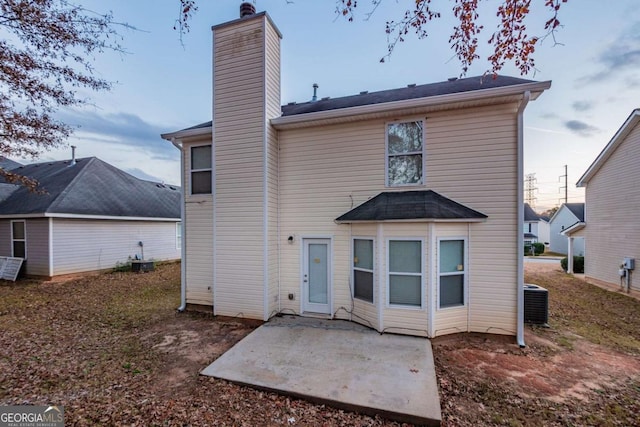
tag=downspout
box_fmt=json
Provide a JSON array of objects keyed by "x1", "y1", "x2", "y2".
[
  {"x1": 171, "y1": 138, "x2": 187, "y2": 312},
  {"x1": 516, "y1": 91, "x2": 531, "y2": 348}
]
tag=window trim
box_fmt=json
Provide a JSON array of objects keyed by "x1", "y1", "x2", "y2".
[
  {"x1": 189, "y1": 143, "x2": 212, "y2": 195},
  {"x1": 352, "y1": 236, "x2": 375, "y2": 304},
  {"x1": 386, "y1": 237, "x2": 425, "y2": 310},
  {"x1": 176, "y1": 222, "x2": 182, "y2": 250},
  {"x1": 385, "y1": 119, "x2": 426, "y2": 188},
  {"x1": 437, "y1": 237, "x2": 468, "y2": 310},
  {"x1": 11, "y1": 219, "x2": 26, "y2": 259}
]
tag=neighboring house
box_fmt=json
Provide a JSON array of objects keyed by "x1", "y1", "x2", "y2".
[
  {"x1": 549, "y1": 203, "x2": 585, "y2": 255},
  {"x1": 523, "y1": 203, "x2": 550, "y2": 245},
  {"x1": 574, "y1": 109, "x2": 640, "y2": 290},
  {"x1": 0, "y1": 157, "x2": 181, "y2": 277},
  {"x1": 161, "y1": 5, "x2": 550, "y2": 342},
  {"x1": 0, "y1": 157, "x2": 22, "y2": 171}
]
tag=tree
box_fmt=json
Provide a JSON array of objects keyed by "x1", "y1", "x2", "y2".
[
  {"x1": 0, "y1": 0, "x2": 127, "y2": 188},
  {"x1": 336, "y1": 0, "x2": 568, "y2": 75}
]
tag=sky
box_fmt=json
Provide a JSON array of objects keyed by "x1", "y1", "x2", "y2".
[{"x1": 13, "y1": 0, "x2": 640, "y2": 212}]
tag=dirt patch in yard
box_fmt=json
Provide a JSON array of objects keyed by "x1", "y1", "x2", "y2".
[{"x1": 2, "y1": 262, "x2": 640, "y2": 426}]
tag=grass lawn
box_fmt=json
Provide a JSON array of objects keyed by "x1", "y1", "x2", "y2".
[{"x1": 1, "y1": 262, "x2": 639, "y2": 426}]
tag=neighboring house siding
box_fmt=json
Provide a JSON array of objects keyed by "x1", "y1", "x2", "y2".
[
  {"x1": 213, "y1": 17, "x2": 267, "y2": 319},
  {"x1": 183, "y1": 138, "x2": 214, "y2": 307},
  {"x1": 584, "y1": 123, "x2": 640, "y2": 289},
  {"x1": 538, "y1": 220, "x2": 550, "y2": 244},
  {"x1": 550, "y1": 208, "x2": 584, "y2": 255},
  {"x1": 278, "y1": 104, "x2": 520, "y2": 336},
  {"x1": 25, "y1": 218, "x2": 49, "y2": 276},
  {"x1": 0, "y1": 219, "x2": 49, "y2": 276},
  {"x1": 51, "y1": 219, "x2": 180, "y2": 276}
]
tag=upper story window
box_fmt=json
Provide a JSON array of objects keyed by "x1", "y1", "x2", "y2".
[
  {"x1": 386, "y1": 120, "x2": 424, "y2": 186},
  {"x1": 190, "y1": 145, "x2": 212, "y2": 195}
]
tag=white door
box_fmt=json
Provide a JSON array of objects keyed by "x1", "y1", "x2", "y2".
[{"x1": 302, "y1": 238, "x2": 331, "y2": 314}]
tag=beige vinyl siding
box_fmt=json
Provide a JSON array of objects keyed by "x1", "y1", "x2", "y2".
[
  {"x1": 185, "y1": 200, "x2": 214, "y2": 305},
  {"x1": 213, "y1": 17, "x2": 267, "y2": 319},
  {"x1": 426, "y1": 105, "x2": 518, "y2": 335},
  {"x1": 24, "y1": 219, "x2": 49, "y2": 276},
  {"x1": 279, "y1": 121, "x2": 383, "y2": 319},
  {"x1": 183, "y1": 137, "x2": 214, "y2": 306},
  {"x1": 51, "y1": 219, "x2": 180, "y2": 276},
  {"x1": 265, "y1": 19, "x2": 281, "y2": 318},
  {"x1": 584, "y1": 122, "x2": 640, "y2": 289},
  {"x1": 278, "y1": 104, "x2": 519, "y2": 336}
]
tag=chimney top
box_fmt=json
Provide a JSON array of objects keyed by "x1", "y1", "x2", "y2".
[
  {"x1": 240, "y1": 2, "x2": 256, "y2": 18},
  {"x1": 70, "y1": 145, "x2": 77, "y2": 166}
]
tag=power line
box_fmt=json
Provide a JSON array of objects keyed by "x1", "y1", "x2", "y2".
[
  {"x1": 524, "y1": 173, "x2": 538, "y2": 208},
  {"x1": 558, "y1": 164, "x2": 568, "y2": 204}
]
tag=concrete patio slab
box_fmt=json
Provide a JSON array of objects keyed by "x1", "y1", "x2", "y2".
[{"x1": 201, "y1": 315, "x2": 441, "y2": 425}]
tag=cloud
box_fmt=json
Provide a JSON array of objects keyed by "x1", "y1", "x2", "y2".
[
  {"x1": 579, "y1": 21, "x2": 640, "y2": 84},
  {"x1": 57, "y1": 109, "x2": 178, "y2": 161},
  {"x1": 564, "y1": 120, "x2": 600, "y2": 137},
  {"x1": 572, "y1": 100, "x2": 594, "y2": 112},
  {"x1": 125, "y1": 167, "x2": 163, "y2": 183}
]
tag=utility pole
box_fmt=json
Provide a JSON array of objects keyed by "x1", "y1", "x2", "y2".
[
  {"x1": 559, "y1": 164, "x2": 568, "y2": 204},
  {"x1": 524, "y1": 173, "x2": 538, "y2": 208}
]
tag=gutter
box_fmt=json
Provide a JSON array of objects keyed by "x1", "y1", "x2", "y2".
[
  {"x1": 171, "y1": 138, "x2": 187, "y2": 313},
  {"x1": 516, "y1": 91, "x2": 531, "y2": 348}
]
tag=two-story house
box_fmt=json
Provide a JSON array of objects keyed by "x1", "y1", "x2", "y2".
[
  {"x1": 574, "y1": 109, "x2": 639, "y2": 291},
  {"x1": 524, "y1": 203, "x2": 550, "y2": 246},
  {"x1": 161, "y1": 5, "x2": 550, "y2": 343}
]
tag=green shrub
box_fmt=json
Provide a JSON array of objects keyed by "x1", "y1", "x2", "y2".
[
  {"x1": 524, "y1": 243, "x2": 545, "y2": 256},
  {"x1": 113, "y1": 258, "x2": 132, "y2": 272},
  {"x1": 561, "y1": 256, "x2": 584, "y2": 273}
]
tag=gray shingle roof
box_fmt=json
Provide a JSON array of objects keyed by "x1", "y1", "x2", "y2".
[
  {"x1": 564, "y1": 203, "x2": 585, "y2": 222},
  {"x1": 0, "y1": 157, "x2": 22, "y2": 170},
  {"x1": 335, "y1": 190, "x2": 487, "y2": 223},
  {"x1": 524, "y1": 203, "x2": 540, "y2": 222},
  {"x1": 0, "y1": 157, "x2": 180, "y2": 218},
  {"x1": 282, "y1": 75, "x2": 537, "y2": 117},
  {"x1": 172, "y1": 75, "x2": 539, "y2": 133}
]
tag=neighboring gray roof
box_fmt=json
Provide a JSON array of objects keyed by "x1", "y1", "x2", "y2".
[
  {"x1": 335, "y1": 190, "x2": 487, "y2": 223},
  {"x1": 0, "y1": 157, "x2": 22, "y2": 170},
  {"x1": 0, "y1": 157, "x2": 180, "y2": 218},
  {"x1": 524, "y1": 203, "x2": 540, "y2": 222},
  {"x1": 281, "y1": 75, "x2": 537, "y2": 117},
  {"x1": 524, "y1": 233, "x2": 538, "y2": 239},
  {"x1": 564, "y1": 203, "x2": 585, "y2": 222}
]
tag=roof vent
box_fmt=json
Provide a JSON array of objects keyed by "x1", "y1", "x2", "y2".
[
  {"x1": 311, "y1": 83, "x2": 319, "y2": 102},
  {"x1": 448, "y1": 77, "x2": 458, "y2": 82},
  {"x1": 240, "y1": 2, "x2": 255, "y2": 18},
  {"x1": 359, "y1": 91, "x2": 368, "y2": 95},
  {"x1": 407, "y1": 83, "x2": 416, "y2": 88}
]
